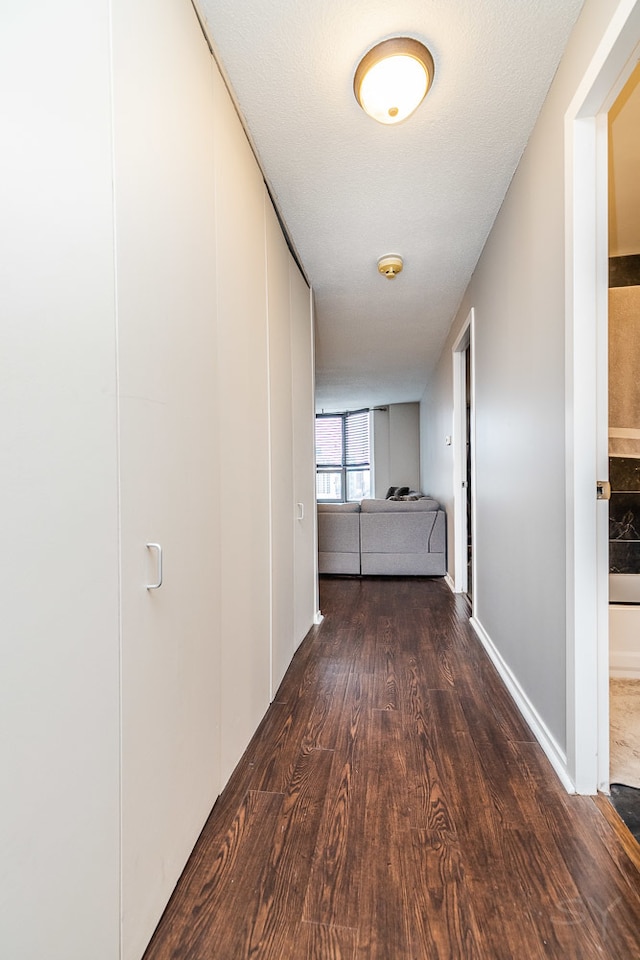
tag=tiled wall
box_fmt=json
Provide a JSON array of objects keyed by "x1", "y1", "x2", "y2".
[
  {"x1": 609, "y1": 457, "x2": 640, "y2": 575},
  {"x1": 609, "y1": 255, "x2": 640, "y2": 577}
]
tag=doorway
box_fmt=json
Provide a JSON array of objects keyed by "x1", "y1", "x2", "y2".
[
  {"x1": 453, "y1": 309, "x2": 475, "y2": 602},
  {"x1": 566, "y1": 0, "x2": 640, "y2": 794},
  {"x1": 607, "y1": 60, "x2": 640, "y2": 826}
]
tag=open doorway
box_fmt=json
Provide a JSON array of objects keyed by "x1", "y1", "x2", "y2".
[
  {"x1": 607, "y1": 60, "x2": 640, "y2": 837},
  {"x1": 565, "y1": 0, "x2": 640, "y2": 795},
  {"x1": 453, "y1": 309, "x2": 475, "y2": 602}
]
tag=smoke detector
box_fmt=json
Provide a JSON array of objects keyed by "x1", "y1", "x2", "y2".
[{"x1": 378, "y1": 255, "x2": 403, "y2": 279}]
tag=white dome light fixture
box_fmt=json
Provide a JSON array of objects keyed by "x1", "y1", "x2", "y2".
[{"x1": 354, "y1": 37, "x2": 435, "y2": 125}]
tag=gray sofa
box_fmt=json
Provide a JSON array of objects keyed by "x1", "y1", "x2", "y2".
[{"x1": 318, "y1": 496, "x2": 446, "y2": 576}]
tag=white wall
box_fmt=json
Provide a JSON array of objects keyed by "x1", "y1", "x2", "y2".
[
  {"x1": 610, "y1": 606, "x2": 640, "y2": 676},
  {"x1": 0, "y1": 2, "x2": 120, "y2": 957},
  {"x1": 420, "y1": 0, "x2": 624, "y2": 763},
  {"x1": 373, "y1": 402, "x2": 420, "y2": 496}
]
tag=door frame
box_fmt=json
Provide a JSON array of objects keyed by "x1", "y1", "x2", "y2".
[
  {"x1": 565, "y1": 0, "x2": 640, "y2": 793},
  {"x1": 452, "y1": 309, "x2": 476, "y2": 600}
]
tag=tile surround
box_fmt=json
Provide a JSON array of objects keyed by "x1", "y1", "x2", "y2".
[{"x1": 610, "y1": 458, "x2": 640, "y2": 575}]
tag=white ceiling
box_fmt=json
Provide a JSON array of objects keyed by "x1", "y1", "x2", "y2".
[{"x1": 197, "y1": 0, "x2": 585, "y2": 412}]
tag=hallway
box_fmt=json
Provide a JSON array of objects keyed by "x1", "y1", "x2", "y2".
[{"x1": 143, "y1": 577, "x2": 640, "y2": 959}]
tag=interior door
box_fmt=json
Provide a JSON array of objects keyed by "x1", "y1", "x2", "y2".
[{"x1": 112, "y1": 3, "x2": 220, "y2": 958}]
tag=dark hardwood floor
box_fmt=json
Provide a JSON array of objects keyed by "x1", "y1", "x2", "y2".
[{"x1": 143, "y1": 577, "x2": 640, "y2": 959}]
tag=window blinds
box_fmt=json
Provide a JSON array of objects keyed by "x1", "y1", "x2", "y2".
[
  {"x1": 315, "y1": 411, "x2": 370, "y2": 467},
  {"x1": 315, "y1": 415, "x2": 343, "y2": 466},
  {"x1": 345, "y1": 410, "x2": 369, "y2": 466}
]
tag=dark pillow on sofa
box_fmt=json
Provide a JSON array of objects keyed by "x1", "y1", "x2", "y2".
[
  {"x1": 385, "y1": 486, "x2": 398, "y2": 499},
  {"x1": 396, "y1": 486, "x2": 410, "y2": 497}
]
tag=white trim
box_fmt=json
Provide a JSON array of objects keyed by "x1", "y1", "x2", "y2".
[
  {"x1": 470, "y1": 616, "x2": 575, "y2": 794},
  {"x1": 452, "y1": 327, "x2": 468, "y2": 594},
  {"x1": 310, "y1": 288, "x2": 321, "y2": 627},
  {"x1": 565, "y1": 0, "x2": 640, "y2": 795},
  {"x1": 469, "y1": 316, "x2": 477, "y2": 613},
  {"x1": 451, "y1": 310, "x2": 474, "y2": 598},
  {"x1": 444, "y1": 573, "x2": 456, "y2": 594},
  {"x1": 264, "y1": 194, "x2": 275, "y2": 701}
]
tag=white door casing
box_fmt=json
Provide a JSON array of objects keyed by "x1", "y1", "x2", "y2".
[
  {"x1": 452, "y1": 310, "x2": 475, "y2": 599},
  {"x1": 565, "y1": 0, "x2": 640, "y2": 794}
]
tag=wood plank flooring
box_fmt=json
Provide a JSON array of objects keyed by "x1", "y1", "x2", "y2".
[{"x1": 142, "y1": 576, "x2": 640, "y2": 959}]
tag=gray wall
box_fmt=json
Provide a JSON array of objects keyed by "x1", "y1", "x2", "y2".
[
  {"x1": 373, "y1": 402, "x2": 421, "y2": 496},
  {"x1": 420, "y1": 0, "x2": 622, "y2": 757}
]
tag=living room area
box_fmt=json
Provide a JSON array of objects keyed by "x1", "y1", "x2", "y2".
[{"x1": 316, "y1": 402, "x2": 447, "y2": 577}]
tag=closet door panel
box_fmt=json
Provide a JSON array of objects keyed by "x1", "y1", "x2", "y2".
[
  {"x1": 111, "y1": 2, "x2": 220, "y2": 958},
  {"x1": 290, "y1": 265, "x2": 317, "y2": 645},
  {"x1": 0, "y1": 4, "x2": 120, "y2": 957},
  {"x1": 266, "y1": 194, "x2": 295, "y2": 695},
  {"x1": 212, "y1": 64, "x2": 271, "y2": 785}
]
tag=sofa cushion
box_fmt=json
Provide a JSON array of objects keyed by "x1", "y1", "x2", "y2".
[{"x1": 361, "y1": 511, "x2": 437, "y2": 554}]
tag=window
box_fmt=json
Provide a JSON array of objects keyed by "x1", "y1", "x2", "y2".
[{"x1": 316, "y1": 410, "x2": 371, "y2": 502}]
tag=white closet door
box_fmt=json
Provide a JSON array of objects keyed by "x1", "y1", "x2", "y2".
[
  {"x1": 212, "y1": 64, "x2": 271, "y2": 786},
  {"x1": 111, "y1": 3, "x2": 220, "y2": 959},
  {"x1": 0, "y1": 5, "x2": 120, "y2": 958},
  {"x1": 290, "y1": 264, "x2": 317, "y2": 645},
  {"x1": 266, "y1": 194, "x2": 295, "y2": 695}
]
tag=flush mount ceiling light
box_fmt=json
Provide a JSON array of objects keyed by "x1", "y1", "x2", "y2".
[
  {"x1": 378, "y1": 255, "x2": 403, "y2": 279},
  {"x1": 354, "y1": 37, "x2": 435, "y2": 125}
]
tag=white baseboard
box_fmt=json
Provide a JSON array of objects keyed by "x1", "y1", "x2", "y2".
[
  {"x1": 444, "y1": 573, "x2": 455, "y2": 593},
  {"x1": 313, "y1": 610, "x2": 324, "y2": 625},
  {"x1": 469, "y1": 616, "x2": 575, "y2": 794},
  {"x1": 610, "y1": 651, "x2": 640, "y2": 678}
]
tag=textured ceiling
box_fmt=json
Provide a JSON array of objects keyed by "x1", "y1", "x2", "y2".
[{"x1": 197, "y1": 0, "x2": 585, "y2": 412}]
